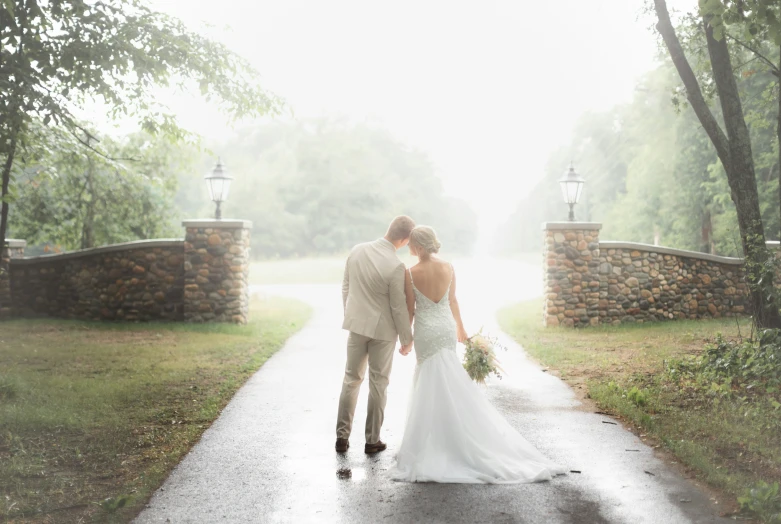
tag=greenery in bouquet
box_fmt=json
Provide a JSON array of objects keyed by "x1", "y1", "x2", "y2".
[{"x1": 462, "y1": 329, "x2": 506, "y2": 384}]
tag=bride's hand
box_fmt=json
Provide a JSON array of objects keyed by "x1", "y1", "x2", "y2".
[{"x1": 457, "y1": 326, "x2": 468, "y2": 343}]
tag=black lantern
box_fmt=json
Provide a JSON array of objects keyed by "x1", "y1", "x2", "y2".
[
  {"x1": 204, "y1": 158, "x2": 233, "y2": 220},
  {"x1": 558, "y1": 163, "x2": 585, "y2": 221}
]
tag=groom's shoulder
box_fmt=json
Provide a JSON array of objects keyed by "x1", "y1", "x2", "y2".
[
  {"x1": 352, "y1": 238, "x2": 386, "y2": 253},
  {"x1": 350, "y1": 241, "x2": 371, "y2": 255}
]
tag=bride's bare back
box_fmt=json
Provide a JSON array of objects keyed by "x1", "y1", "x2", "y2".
[
  {"x1": 409, "y1": 258, "x2": 452, "y2": 303},
  {"x1": 405, "y1": 255, "x2": 468, "y2": 344}
]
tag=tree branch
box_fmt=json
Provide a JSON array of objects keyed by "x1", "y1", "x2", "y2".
[
  {"x1": 653, "y1": 0, "x2": 732, "y2": 171},
  {"x1": 65, "y1": 123, "x2": 138, "y2": 163},
  {"x1": 705, "y1": 19, "x2": 752, "y2": 154},
  {"x1": 726, "y1": 34, "x2": 780, "y2": 77},
  {"x1": 732, "y1": 55, "x2": 761, "y2": 72}
]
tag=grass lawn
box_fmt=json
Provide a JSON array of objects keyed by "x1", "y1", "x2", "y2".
[
  {"x1": 0, "y1": 296, "x2": 311, "y2": 523},
  {"x1": 498, "y1": 299, "x2": 781, "y2": 516}
]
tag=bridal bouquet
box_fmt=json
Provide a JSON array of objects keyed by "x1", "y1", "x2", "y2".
[{"x1": 462, "y1": 330, "x2": 506, "y2": 384}]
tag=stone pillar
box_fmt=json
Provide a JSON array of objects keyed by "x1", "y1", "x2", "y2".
[
  {"x1": 1, "y1": 239, "x2": 26, "y2": 318},
  {"x1": 183, "y1": 220, "x2": 252, "y2": 324},
  {"x1": 542, "y1": 223, "x2": 602, "y2": 327}
]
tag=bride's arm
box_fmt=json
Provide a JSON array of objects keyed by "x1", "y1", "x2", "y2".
[
  {"x1": 404, "y1": 269, "x2": 415, "y2": 324},
  {"x1": 448, "y1": 268, "x2": 468, "y2": 343}
]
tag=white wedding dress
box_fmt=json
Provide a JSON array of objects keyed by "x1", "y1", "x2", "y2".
[{"x1": 390, "y1": 271, "x2": 566, "y2": 484}]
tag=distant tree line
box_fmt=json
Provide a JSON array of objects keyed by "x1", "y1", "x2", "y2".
[
  {"x1": 177, "y1": 119, "x2": 479, "y2": 258},
  {"x1": 497, "y1": 59, "x2": 780, "y2": 258},
  {"x1": 10, "y1": 119, "x2": 479, "y2": 258}
]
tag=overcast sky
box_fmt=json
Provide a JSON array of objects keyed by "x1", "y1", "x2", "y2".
[{"x1": 124, "y1": 0, "x2": 688, "y2": 238}]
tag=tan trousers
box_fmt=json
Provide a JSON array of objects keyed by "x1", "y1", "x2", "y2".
[{"x1": 336, "y1": 332, "x2": 395, "y2": 443}]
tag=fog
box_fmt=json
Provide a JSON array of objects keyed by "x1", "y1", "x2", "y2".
[
  {"x1": 90, "y1": 0, "x2": 683, "y2": 248},
  {"x1": 120, "y1": 0, "x2": 657, "y2": 237}
]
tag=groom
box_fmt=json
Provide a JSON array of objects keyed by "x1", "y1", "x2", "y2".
[{"x1": 336, "y1": 216, "x2": 415, "y2": 454}]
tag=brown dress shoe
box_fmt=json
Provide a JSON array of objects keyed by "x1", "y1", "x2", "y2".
[
  {"x1": 335, "y1": 438, "x2": 349, "y2": 452},
  {"x1": 364, "y1": 440, "x2": 387, "y2": 454}
]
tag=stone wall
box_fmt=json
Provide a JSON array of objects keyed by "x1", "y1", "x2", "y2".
[
  {"x1": 4, "y1": 219, "x2": 253, "y2": 324},
  {"x1": 543, "y1": 222, "x2": 763, "y2": 327},
  {"x1": 11, "y1": 240, "x2": 185, "y2": 321},
  {"x1": 183, "y1": 220, "x2": 252, "y2": 323},
  {"x1": 597, "y1": 242, "x2": 747, "y2": 325}
]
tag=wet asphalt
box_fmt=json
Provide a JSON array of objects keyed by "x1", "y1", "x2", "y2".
[{"x1": 134, "y1": 258, "x2": 731, "y2": 524}]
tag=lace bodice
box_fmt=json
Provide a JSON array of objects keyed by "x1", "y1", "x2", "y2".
[{"x1": 410, "y1": 270, "x2": 457, "y2": 364}]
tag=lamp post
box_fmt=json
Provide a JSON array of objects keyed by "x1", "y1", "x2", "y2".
[
  {"x1": 204, "y1": 158, "x2": 233, "y2": 220},
  {"x1": 558, "y1": 163, "x2": 585, "y2": 221}
]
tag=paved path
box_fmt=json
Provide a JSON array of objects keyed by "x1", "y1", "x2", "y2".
[{"x1": 135, "y1": 259, "x2": 729, "y2": 523}]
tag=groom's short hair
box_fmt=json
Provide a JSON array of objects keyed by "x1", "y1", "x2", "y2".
[{"x1": 386, "y1": 216, "x2": 415, "y2": 242}]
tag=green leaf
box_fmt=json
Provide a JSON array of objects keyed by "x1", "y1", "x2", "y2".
[{"x1": 700, "y1": 0, "x2": 726, "y2": 16}]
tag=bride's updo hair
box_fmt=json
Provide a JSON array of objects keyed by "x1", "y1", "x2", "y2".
[{"x1": 409, "y1": 225, "x2": 442, "y2": 255}]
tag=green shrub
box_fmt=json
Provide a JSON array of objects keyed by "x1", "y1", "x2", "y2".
[
  {"x1": 626, "y1": 386, "x2": 648, "y2": 407},
  {"x1": 711, "y1": 331, "x2": 780, "y2": 383},
  {"x1": 739, "y1": 481, "x2": 781, "y2": 523},
  {"x1": 667, "y1": 330, "x2": 781, "y2": 390}
]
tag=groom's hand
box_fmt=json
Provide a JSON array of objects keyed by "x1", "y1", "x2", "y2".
[{"x1": 399, "y1": 342, "x2": 413, "y2": 356}]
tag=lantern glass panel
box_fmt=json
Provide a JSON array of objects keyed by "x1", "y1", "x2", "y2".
[
  {"x1": 559, "y1": 181, "x2": 568, "y2": 203},
  {"x1": 560, "y1": 180, "x2": 583, "y2": 205},
  {"x1": 221, "y1": 178, "x2": 232, "y2": 201},
  {"x1": 209, "y1": 177, "x2": 225, "y2": 202}
]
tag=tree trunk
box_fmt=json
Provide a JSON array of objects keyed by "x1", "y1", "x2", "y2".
[
  {"x1": 0, "y1": 6, "x2": 23, "y2": 258},
  {"x1": 0, "y1": 132, "x2": 17, "y2": 256},
  {"x1": 81, "y1": 153, "x2": 95, "y2": 249},
  {"x1": 777, "y1": 58, "x2": 780, "y2": 241},
  {"x1": 702, "y1": 209, "x2": 712, "y2": 254},
  {"x1": 653, "y1": 1, "x2": 731, "y2": 168},
  {"x1": 705, "y1": 21, "x2": 781, "y2": 328}
]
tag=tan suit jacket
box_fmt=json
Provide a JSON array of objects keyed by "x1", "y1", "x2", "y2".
[{"x1": 341, "y1": 238, "x2": 413, "y2": 345}]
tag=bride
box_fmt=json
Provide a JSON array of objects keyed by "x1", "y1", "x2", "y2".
[{"x1": 390, "y1": 225, "x2": 566, "y2": 484}]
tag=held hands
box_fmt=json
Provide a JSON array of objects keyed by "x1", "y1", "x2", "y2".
[{"x1": 399, "y1": 342, "x2": 413, "y2": 356}]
